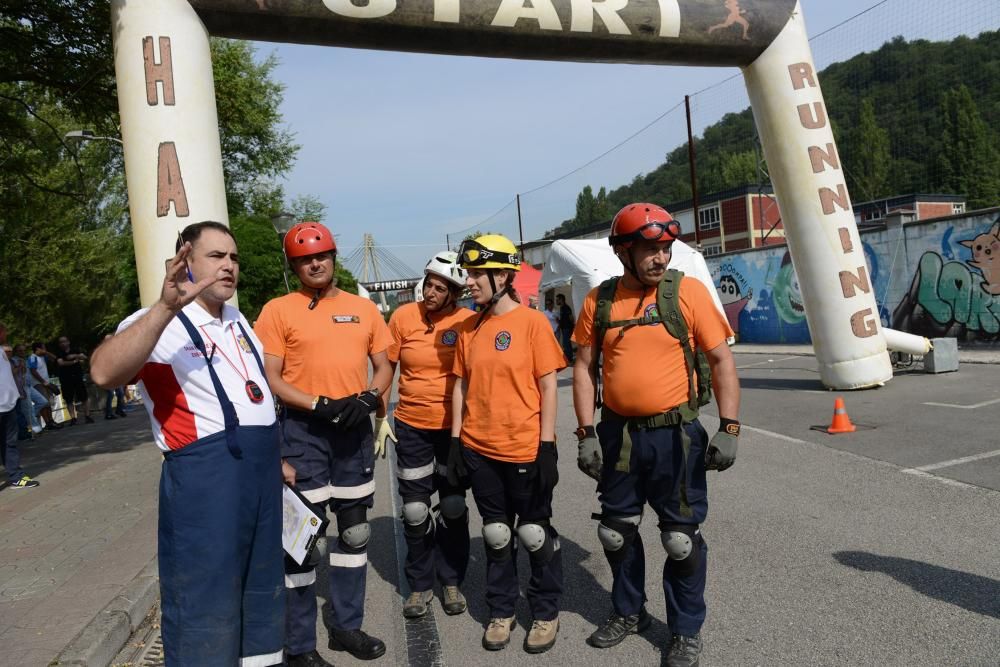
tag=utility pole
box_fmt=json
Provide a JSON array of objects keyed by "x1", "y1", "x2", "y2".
[{"x1": 685, "y1": 95, "x2": 701, "y2": 248}]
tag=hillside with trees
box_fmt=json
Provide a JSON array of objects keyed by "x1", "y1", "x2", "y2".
[{"x1": 548, "y1": 30, "x2": 1000, "y2": 237}]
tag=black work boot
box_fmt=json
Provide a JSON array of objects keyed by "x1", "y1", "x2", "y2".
[
  {"x1": 666, "y1": 633, "x2": 702, "y2": 667},
  {"x1": 586, "y1": 607, "x2": 651, "y2": 648},
  {"x1": 328, "y1": 628, "x2": 386, "y2": 660},
  {"x1": 286, "y1": 649, "x2": 334, "y2": 667}
]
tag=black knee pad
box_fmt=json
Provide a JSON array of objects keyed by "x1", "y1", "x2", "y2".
[
  {"x1": 661, "y1": 523, "x2": 703, "y2": 578},
  {"x1": 517, "y1": 519, "x2": 555, "y2": 565},
  {"x1": 482, "y1": 517, "x2": 513, "y2": 562},
  {"x1": 337, "y1": 505, "x2": 370, "y2": 554},
  {"x1": 597, "y1": 514, "x2": 641, "y2": 566},
  {"x1": 437, "y1": 493, "x2": 468, "y2": 529}
]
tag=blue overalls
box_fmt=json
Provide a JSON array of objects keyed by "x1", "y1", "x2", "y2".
[
  {"x1": 158, "y1": 313, "x2": 284, "y2": 666},
  {"x1": 281, "y1": 411, "x2": 375, "y2": 655}
]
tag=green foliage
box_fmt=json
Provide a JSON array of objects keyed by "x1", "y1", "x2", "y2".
[{"x1": 548, "y1": 30, "x2": 1000, "y2": 237}]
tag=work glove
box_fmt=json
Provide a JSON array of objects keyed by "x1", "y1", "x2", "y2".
[
  {"x1": 446, "y1": 436, "x2": 469, "y2": 488},
  {"x1": 576, "y1": 425, "x2": 602, "y2": 481},
  {"x1": 536, "y1": 440, "x2": 559, "y2": 491},
  {"x1": 335, "y1": 390, "x2": 379, "y2": 430},
  {"x1": 706, "y1": 418, "x2": 740, "y2": 471},
  {"x1": 312, "y1": 395, "x2": 349, "y2": 423},
  {"x1": 373, "y1": 416, "x2": 397, "y2": 459}
]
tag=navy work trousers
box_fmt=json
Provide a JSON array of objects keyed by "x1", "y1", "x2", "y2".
[
  {"x1": 394, "y1": 418, "x2": 470, "y2": 593},
  {"x1": 597, "y1": 417, "x2": 710, "y2": 637},
  {"x1": 282, "y1": 411, "x2": 375, "y2": 655}
]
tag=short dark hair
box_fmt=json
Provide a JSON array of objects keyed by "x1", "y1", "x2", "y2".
[
  {"x1": 176, "y1": 221, "x2": 236, "y2": 252},
  {"x1": 32, "y1": 341, "x2": 44, "y2": 351}
]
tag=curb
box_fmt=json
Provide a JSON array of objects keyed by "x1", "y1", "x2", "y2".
[{"x1": 52, "y1": 557, "x2": 159, "y2": 667}]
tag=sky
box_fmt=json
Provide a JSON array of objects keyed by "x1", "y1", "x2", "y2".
[{"x1": 256, "y1": 0, "x2": 991, "y2": 277}]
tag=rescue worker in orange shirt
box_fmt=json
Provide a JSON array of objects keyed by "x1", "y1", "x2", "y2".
[
  {"x1": 572, "y1": 204, "x2": 741, "y2": 667},
  {"x1": 255, "y1": 222, "x2": 393, "y2": 666},
  {"x1": 448, "y1": 234, "x2": 566, "y2": 654},
  {"x1": 381, "y1": 251, "x2": 474, "y2": 619}
]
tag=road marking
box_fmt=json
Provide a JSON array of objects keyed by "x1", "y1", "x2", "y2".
[
  {"x1": 742, "y1": 424, "x2": 987, "y2": 492},
  {"x1": 903, "y1": 448, "x2": 1000, "y2": 472},
  {"x1": 736, "y1": 355, "x2": 802, "y2": 369},
  {"x1": 922, "y1": 397, "x2": 1000, "y2": 409},
  {"x1": 386, "y1": 404, "x2": 445, "y2": 667}
]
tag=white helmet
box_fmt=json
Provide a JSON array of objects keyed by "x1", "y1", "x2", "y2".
[{"x1": 424, "y1": 251, "x2": 467, "y2": 288}]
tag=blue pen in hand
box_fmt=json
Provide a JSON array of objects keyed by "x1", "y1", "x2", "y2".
[{"x1": 177, "y1": 231, "x2": 195, "y2": 282}]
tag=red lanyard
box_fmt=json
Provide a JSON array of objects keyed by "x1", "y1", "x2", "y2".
[{"x1": 198, "y1": 325, "x2": 252, "y2": 383}]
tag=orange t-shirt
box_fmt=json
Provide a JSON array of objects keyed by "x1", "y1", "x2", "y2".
[
  {"x1": 254, "y1": 289, "x2": 391, "y2": 398},
  {"x1": 573, "y1": 277, "x2": 733, "y2": 417},
  {"x1": 388, "y1": 302, "x2": 474, "y2": 430},
  {"x1": 452, "y1": 305, "x2": 566, "y2": 463}
]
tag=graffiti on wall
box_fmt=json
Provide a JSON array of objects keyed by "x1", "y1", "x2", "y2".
[
  {"x1": 712, "y1": 252, "x2": 812, "y2": 343},
  {"x1": 891, "y1": 219, "x2": 1000, "y2": 341}
]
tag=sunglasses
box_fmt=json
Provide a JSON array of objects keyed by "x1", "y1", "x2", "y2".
[{"x1": 458, "y1": 240, "x2": 520, "y2": 267}]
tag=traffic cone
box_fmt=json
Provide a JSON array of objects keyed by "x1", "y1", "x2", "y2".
[{"x1": 826, "y1": 397, "x2": 856, "y2": 434}]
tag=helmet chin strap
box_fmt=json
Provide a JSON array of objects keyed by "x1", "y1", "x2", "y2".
[{"x1": 474, "y1": 270, "x2": 511, "y2": 329}]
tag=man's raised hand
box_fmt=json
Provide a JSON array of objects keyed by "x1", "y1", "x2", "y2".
[{"x1": 161, "y1": 242, "x2": 223, "y2": 312}]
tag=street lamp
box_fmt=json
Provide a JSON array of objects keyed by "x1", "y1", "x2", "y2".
[
  {"x1": 270, "y1": 211, "x2": 296, "y2": 293},
  {"x1": 65, "y1": 129, "x2": 124, "y2": 145}
]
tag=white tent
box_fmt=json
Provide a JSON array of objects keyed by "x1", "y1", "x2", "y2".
[{"x1": 539, "y1": 239, "x2": 726, "y2": 320}]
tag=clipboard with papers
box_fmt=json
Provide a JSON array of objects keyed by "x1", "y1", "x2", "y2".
[{"x1": 282, "y1": 484, "x2": 329, "y2": 565}]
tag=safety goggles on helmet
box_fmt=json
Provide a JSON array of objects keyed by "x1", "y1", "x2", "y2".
[
  {"x1": 609, "y1": 220, "x2": 681, "y2": 246},
  {"x1": 458, "y1": 239, "x2": 521, "y2": 269}
]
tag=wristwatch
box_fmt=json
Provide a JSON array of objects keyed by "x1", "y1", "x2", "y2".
[{"x1": 574, "y1": 425, "x2": 596, "y2": 441}]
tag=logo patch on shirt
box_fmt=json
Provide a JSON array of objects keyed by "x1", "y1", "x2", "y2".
[
  {"x1": 495, "y1": 330, "x2": 512, "y2": 351},
  {"x1": 236, "y1": 333, "x2": 252, "y2": 354},
  {"x1": 333, "y1": 315, "x2": 360, "y2": 324},
  {"x1": 643, "y1": 303, "x2": 660, "y2": 324},
  {"x1": 440, "y1": 329, "x2": 458, "y2": 346}
]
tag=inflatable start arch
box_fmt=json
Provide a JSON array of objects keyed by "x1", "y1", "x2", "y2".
[{"x1": 112, "y1": 0, "x2": 894, "y2": 390}]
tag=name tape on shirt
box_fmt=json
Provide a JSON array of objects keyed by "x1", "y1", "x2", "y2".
[{"x1": 333, "y1": 315, "x2": 360, "y2": 324}]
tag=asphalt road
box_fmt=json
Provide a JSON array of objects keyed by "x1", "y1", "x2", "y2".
[{"x1": 309, "y1": 353, "x2": 1000, "y2": 666}]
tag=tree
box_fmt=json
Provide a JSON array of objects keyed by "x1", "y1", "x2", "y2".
[
  {"x1": 936, "y1": 84, "x2": 1000, "y2": 209},
  {"x1": 844, "y1": 98, "x2": 890, "y2": 201}
]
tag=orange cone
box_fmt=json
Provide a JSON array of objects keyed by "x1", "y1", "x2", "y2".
[{"x1": 826, "y1": 397, "x2": 856, "y2": 434}]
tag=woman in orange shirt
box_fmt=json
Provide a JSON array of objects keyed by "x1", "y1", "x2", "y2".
[
  {"x1": 382, "y1": 251, "x2": 474, "y2": 620},
  {"x1": 448, "y1": 234, "x2": 566, "y2": 654}
]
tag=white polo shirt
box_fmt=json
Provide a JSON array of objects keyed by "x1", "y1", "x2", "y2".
[
  {"x1": 118, "y1": 301, "x2": 276, "y2": 452},
  {"x1": 0, "y1": 352, "x2": 18, "y2": 413}
]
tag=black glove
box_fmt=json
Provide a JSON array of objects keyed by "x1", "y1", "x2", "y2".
[
  {"x1": 536, "y1": 440, "x2": 559, "y2": 491},
  {"x1": 446, "y1": 436, "x2": 469, "y2": 488},
  {"x1": 335, "y1": 390, "x2": 379, "y2": 430},
  {"x1": 312, "y1": 395, "x2": 349, "y2": 423},
  {"x1": 706, "y1": 418, "x2": 740, "y2": 471},
  {"x1": 576, "y1": 426, "x2": 602, "y2": 482}
]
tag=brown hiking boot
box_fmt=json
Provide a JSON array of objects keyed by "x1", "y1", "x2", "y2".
[
  {"x1": 403, "y1": 590, "x2": 434, "y2": 618},
  {"x1": 441, "y1": 585, "x2": 467, "y2": 615},
  {"x1": 524, "y1": 617, "x2": 559, "y2": 654},
  {"x1": 482, "y1": 616, "x2": 516, "y2": 650}
]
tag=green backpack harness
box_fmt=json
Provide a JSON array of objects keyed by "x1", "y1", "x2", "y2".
[{"x1": 590, "y1": 269, "x2": 714, "y2": 517}]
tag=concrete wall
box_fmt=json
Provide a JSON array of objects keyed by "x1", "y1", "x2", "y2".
[{"x1": 706, "y1": 208, "x2": 1000, "y2": 345}]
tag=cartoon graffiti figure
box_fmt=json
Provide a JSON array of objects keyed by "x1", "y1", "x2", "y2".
[
  {"x1": 773, "y1": 252, "x2": 806, "y2": 324},
  {"x1": 708, "y1": 0, "x2": 751, "y2": 41},
  {"x1": 959, "y1": 220, "x2": 1000, "y2": 295},
  {"x1": 717, "y1": 275, "x2": 752, "y2": 335}
]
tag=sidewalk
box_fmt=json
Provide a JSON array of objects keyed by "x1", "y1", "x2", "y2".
[
  {"x1": 733, "y1": 342, "x2": 1000, "y2": 364},
  {"x1": 0, "y1": 411, "x2": 160, "y2": 666}
]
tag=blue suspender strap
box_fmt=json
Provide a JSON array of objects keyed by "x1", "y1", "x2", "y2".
[
  {"x1": 176, "y1": 311, "x2": 243, "y2": 459},
  {"x1": 236, "y1": 321, "x2": 266, "y2": 376}
]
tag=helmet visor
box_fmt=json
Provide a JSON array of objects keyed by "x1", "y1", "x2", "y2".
[{"x1": 458, "y1": 239, "x2": 521, "y2": 268}]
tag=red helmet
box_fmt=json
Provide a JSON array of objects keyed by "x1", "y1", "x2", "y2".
[
  {"x1": 284, "y1": 221, "x2": 336, "y2": 259},
  {"x1": 609, "y1": 203, "x2": 680, "y2": 248}
]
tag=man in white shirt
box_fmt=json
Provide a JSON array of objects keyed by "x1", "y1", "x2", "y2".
[
  {"x1": 90, "y1": 221, "x2": 284, "y2": 667},
  {"x1": 28, "y1": 342, "x2": 60, "y2": 431},
  {"x1": 1, "y1": 322, "x2": 39, "y2": 488}
]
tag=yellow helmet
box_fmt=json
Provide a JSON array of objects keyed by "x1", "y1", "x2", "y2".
[{"x1": 458, "y1": 234, "x2": 521, "y2": 271}]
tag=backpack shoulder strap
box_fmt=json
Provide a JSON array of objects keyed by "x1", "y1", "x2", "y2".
[
  {"x1": 591, "y1": 277, "x2": 619, "y2": 409},
  {"x1": 658, "y1": 270, "x2": 699, "y2": 416}
]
